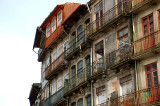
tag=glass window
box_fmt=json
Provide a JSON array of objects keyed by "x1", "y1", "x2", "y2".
[
  {"x1": 95, "y1": 1, "x2": 103, "y2": 13},
  {"x1": 57, "y1": 46, "x2": 63, "y2": 57},
  {"x1": 72, "y1": 66, "x2": 76, "y2": 87},
  {"x1": 77, "y1": 98, "x2": 83, "y2": 106},
  {"x1": 95, "y1": 41, "x2": 104, "y2": 66},
  {"x1": 57, "y1": 10, "x2": 62, "y2": 26},
  {"x1": 52, "y1": 81, "x2": 56, "y2": 94},
  {"x1": 52, "y1": 51, "x2": 57, "y2": 62},
  {"x1": 77, "y1": 60, "x2": 83, "y2": 75},
  {"x1": 46, "y1": 55, "x2": 50, "y2": 68},
  {"x1": 46, "y1": 24, "x2": 50, "y2": 38},
  {"x1": 52, "y1": 17, "x2": 56, "y2": 33},
  {"x1": 64, "y1": 40, "x2": 69, "y2": 50},
  {"x1": 57, "y1": 77, "x2": 62, "y2": 90},
  {"x1": 71, "y1": 103, "x2": 76, "y2": 106},
  {"x1": 87, "y1": 95, "x2": 91, "y2": 106}
]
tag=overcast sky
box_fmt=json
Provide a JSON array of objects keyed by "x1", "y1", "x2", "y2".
[{"x1": 0, "y1": 0, "x2": 87, "y2": 105}]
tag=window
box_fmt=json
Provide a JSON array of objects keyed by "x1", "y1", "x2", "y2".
[
  {"x1": 72, "y1": 66, "x2": 76, "y2": 87},
  {"x1": 86, "y1": 56, "x2": 91, "y2": 77},
  {"x1": 71, "y1": 102, "x2": 76, "y2": 106},
  {"x1": 52, "y1": 17, "x2": 56, "y2": 33},
  {"x1": 77, "y1": 98, "x2": 83, "y2": 106},
  {"x1": 46, "y1": 24, "x2": 50, "y2": 38},
  {"x1": 86, "y1": 95, "x2": 91, "y2": 106},
  {"x1": 42, "y1": 64, "x2": 45, "y2": 81},
  {"x1": 46, "y1": 55, "x2": 50, "y2": 68},
  {"x1": 142, "y1": 13, "x2": 155, "y2": 51},
  {"x1": 52, "y1": 81, "x2": 56, "y2": 94},
  {"x1": 117, "y1": 26, "x2": 129, "y2": 56},
  {"x1": 145, "y1": 62, "x2": 158, "y2": 87},
  {"x1": 142, "y1": 13, "x2": 154, "y2": 36},
  {"x1": 95, "y1": 41, "x2": 104, "y2": 68},
  {"x1": 57, "y1": 77, "x2": 62, "y2": 90},
  {"x1": 120, "y1": 75, "x2": 132, "y2": 96},
  {"x1": 158, "y1": 9, "x2": 160, "y2": 30},
  {"x1": 63, "y1": 73, "x2": 69, "y2": 85},
  {"x1": 64, "y1": 40, "x2": 69, "y2": 50},
  {"x1": 52, "y1": 51, "x2": 57, "y2": 62},
  {"x1": 77, "y1": 60, "x2": 83, "y2": 75},
  {"x1": 57, "y1": 10, "x2": 62, "y2": 26},
  {"x1": 57, "y1": 46, "x2": 63, "y2": 57},
  {"x1": 96, "y1": 86, "x2": 106, "y2": 105},
  {"x1": 95, "y1": 1, "x2": 103, "y2": 29}
]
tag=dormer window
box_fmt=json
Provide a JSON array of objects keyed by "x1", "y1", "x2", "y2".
[
  {"x1": 57, "y1": 10, "x2": 62, "y2": 26},
  {"x1": 46, "y1": 24, "x2": 50, "y2": 38},
  {"x1": 52, "y1": 17, "x2": 56, "y2": 33}
]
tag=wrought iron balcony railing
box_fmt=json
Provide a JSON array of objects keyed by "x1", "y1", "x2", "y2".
[
  {"x1": 86, "y1": 0, "x2": 131, "y2": 38},
  {"x1": 64, "y1": 68, "x2": 86, "y2": 93},
  {"x1": 131, "y1": 30, "x2": 160, "y2": 57},
  {"x1": 44, "y1": 88, "x2": 64, "y2": 106},
  {"x1": 64, "y1": 31, "x2": 86, "y2": 58},
  {"x1": 106, "y1": 85, "x2": 160, "y2": 106},
  {"x1": 106, "y1": 45, "x2": 131, "y2": 69},
  {"x1": 45, "y1": 53, "x2": 64, "y2": 79},
  {"x1": 86, "y1": 58, "x2": 105, "y2": 78}
]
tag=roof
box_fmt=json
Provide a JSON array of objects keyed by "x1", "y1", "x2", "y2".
[{"x1": 28, "y1": 83, "x2": 41, "y2": 106}]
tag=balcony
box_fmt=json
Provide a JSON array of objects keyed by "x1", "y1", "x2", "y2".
[
  {"x1": 64, "y1": 68, "x2": 87, "y2": 95},
  {"x1": 44, "y1": 88, "x2": 65, "y2": 106},
  {"x1": 106, "y1": 45, "x2": 131, "y2": 70},
  {"x1": 86, "y1": 0, "x2": 131, "y2": 39},
  {"x1": 45, "y1": 53, "x2": 65, "y2": 80},
  {"x1": 131, "y1": 0, "x2": 160, "y2": 14},
  {"x1": 64, "y1": 31, "x2": 86, "y2": 59},
  {"x1": 131, "y1": 30, "x2": 160, "y2": 60},
  {"x1": 106, "y1": 85, "x2": 160, "y2": 106},
  {"x1": 86, "y1": 58, "x2": 105, "y2": 79}
]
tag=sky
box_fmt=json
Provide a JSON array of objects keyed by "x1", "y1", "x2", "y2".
[{"x1": 0, "y1": 0, "x2": 87, "y2": 106}]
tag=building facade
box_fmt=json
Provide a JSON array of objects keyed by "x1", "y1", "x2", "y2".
[{"x1": 31, "y1": 0, "x2": 160, "y2": 106}]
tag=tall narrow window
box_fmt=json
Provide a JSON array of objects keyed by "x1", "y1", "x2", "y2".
[
  {"x1": 72, "y1": 66, "x2": 76, "y2": 87},
  {"x1": 52, "y1": 17, "x2": 56, "y2": 33},
  {"x1": 145, "y1": 62, "x2": 158, "y2": 87},
  {"x1": 71, "y1": 102, "x2": 76, "y2": 106},
  {"x1": 86, "y1": 95, "x2": 91, "y2": 106},
  {"x1": 95, "y1": 1, "x2": 103, "y2": 29},
  {"x1": 57, "y1": 46, "x2": 63, "y2": 57},
  {"x1": 77, "y1": 98, "x2": 83, "y2": 106},
  {"x1": 57, "y1": 77, "x2": 62, "y2": 90},
  {"x1": 57, "y1": 10, "x2": 62, "y2": 26},
  {"x1": 52, "y1": 51, "x2": 57, "y2": 62},
  {"x1": 46, "y1": 24, "x2": 50, "y2": 38},
  {"x1": 86, "y1": 56, "x2": 91, "y2": 77},
  {"x1": 52, "y1": 81, "x2": 56, "y2": 94},
  {"x1": 142, "y1": 13, "x2": 155, "y2": 51},
  {"x1": 117, "y1": 26, "x2": 129, "y2": 57},
  {"x1": 46, "y1": 55, "x2": 50, "y2": 68},
  {"x1": 95, "y1": 41, "x2": 104, "y2": 68},
  {"x1": 77, "y1": 25, "x2": 84, "y2": 46},
  {"x1": 96, "y1": 86, "x2": 106, "y2": 105},
  {"x1": 77, "y1": 60, "x2": 83, "y2": 75}
]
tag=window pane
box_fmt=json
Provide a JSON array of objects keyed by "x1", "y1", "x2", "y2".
[
  {"x1": 148, "y1": 78, "x2": 152, "y2": 87},
  {"x1": 147, "y1": 73, "x2": 151, "y2": 79},
  {"x1": 154, "y1": 77, "x2": 158, "y2": 86},
  {"x1": 146, "y1": 66, "x2": 151, "y2": 71},
  {"x1": 52, "y1": 18, "x2": 56, "y2": 32},
  {"x1": 77, "y1": 98, "x2": 83, "y2": 106},
  {"x1": 77, "y1": 60, "x2": 83, "y2": 74},
  {"x1": 153, "y1": 71, "x2": 157, "y2": 77},
  {"x1": 152, "y1": 63, "x2": 157, "y2": 70},
  {"x1": 57, "y1": 46, "x2": 63, "y2": 57},
  {"x1": 87, "y1": 95, "x2": 91, "y2": 106}
]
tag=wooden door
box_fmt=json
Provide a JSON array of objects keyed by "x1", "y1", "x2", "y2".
[{"x1": 142, "y1": 14, "x2": 155, "y2": 51}]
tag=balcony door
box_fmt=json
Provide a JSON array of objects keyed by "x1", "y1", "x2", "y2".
[
  {"x1": 72, "y1": 66, "x2": 76, "y2": 88},
  {"x1": 95, "y1": 1, "x2": 103, "y2": 30},
  {"x1": 86, "y1": 56, "x2": 91, "y2": 77},
  {"x1": 145, "y1": 62, "x2": 159, "y2": 104},
  {"x1": 142, "y1": 13, "x2": 155, "y2": 51},
  {"x1": 77, "y1": 60, "x2": 83, "y2": 84},
  {"x1": 77, "y1": 25, "x2": 84, "y2": 46}
]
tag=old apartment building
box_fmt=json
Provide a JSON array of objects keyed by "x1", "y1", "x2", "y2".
[{"x1": 30, "y1": 0, "x2": 160, "y2": 106}]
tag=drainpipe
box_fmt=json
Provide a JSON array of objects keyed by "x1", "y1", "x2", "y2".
[
  {"x1": 91, "y1": 46, "x2": 94, "y2": 106},
  {"x1": 131, "y1": 13, "x2": 139, "y2": 91}
]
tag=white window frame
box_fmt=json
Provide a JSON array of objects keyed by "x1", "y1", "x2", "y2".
[
  {"x1": 64, "y1": 40, "x2": 69, "y2": 50},
  {"x1": 57, "y1": 45, "x2": 63, "y2": 57},
  {"x1": 63, "y1": 73, "x2": 69, "y2": 85},
  {"x1": 46, "y1": 24, "x2": 50, "y2": 38},
  {"x1": 51, "y1": 17, "x2": 56, "y2": 33},
  {"x1": 46, "y1": 55, "x2": 50, "y2": 68},
  {"x1": 57, "y1": 77, "x2": 62, "y2": 90},
  {"x1": 57, "y1": 10, "x2": 62, "y2": 26}
]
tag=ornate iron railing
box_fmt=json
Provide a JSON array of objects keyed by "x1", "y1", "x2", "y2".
[
  {"x1": 106, "y1": 45, "x2": 131, "y2": 69},
  {"x1": 64, "y1": 31, "x2": 86, "y2": 57},
  {"x1": 131, "y1": 30, "x2": 160, "y2": 56},
  {"x1": 44, "y1": 88, "x2": 64, "y2": 106},
  {"x1": 86, "y1": 0, "x2": 131, "y2": 37},
  {"x1": 106, "y1": 85, "x2": 160, "y2": 106},
  {"x1": 64, "y1": 68, "x2": 86, "y2": 93}
]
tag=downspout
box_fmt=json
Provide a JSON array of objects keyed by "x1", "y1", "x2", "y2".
[
  {"x1": 91, "y1": 45, "x2": 94, "y2": 106},
  {"x1": 131, "y1": 13, "x2": 139, "y2": 91}
]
